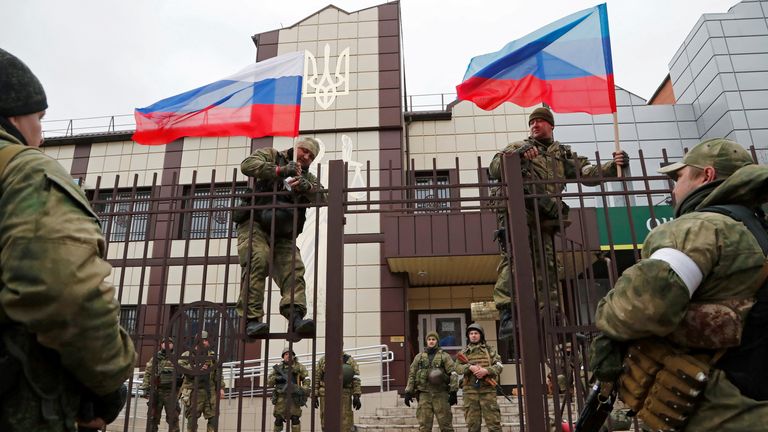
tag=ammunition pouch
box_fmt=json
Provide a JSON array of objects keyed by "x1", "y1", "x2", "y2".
[{"x1": 619, "y1": 339, "x2": 712, "y2": 432}]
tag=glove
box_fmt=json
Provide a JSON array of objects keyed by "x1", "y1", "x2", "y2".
[
  {"x1": 78, "y1": 384, "x2": 128, "y2": 426},
  {"x1": 590, "y1": 334, "x2": 625, "y2": 382},
  {"x1": 613, "y1": 150, "x2": 630, "y2": 168},
  {"x1": 448, "y1": 391, "x2": 458, "y2": 406},
  {"x1": 277, "y1": 161, "x2": 300, "y2": 177},
  {"x1": 313, "y1": 397, "x2": 319, "y2": 409},
  {"x1": 275, "y1": 375, "x2": 287, "y2": 385},
  {"x1": 292, "y1": 177, "x2": 313, "y2": 193},
  {"x1": 352, "y1": 394, "x2": 361, "y2": 410},
  {"x1": 403, "y1": 392, "x2": 413, "y2": 407}
]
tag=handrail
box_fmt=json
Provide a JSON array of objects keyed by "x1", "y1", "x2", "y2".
[{"x1": 132, "y1": 344, "x2": 395, "y2": 398}]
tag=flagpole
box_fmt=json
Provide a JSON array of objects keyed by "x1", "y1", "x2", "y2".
[{"x1": 612, "y1": 111, "x2": 622, "y2": 177}]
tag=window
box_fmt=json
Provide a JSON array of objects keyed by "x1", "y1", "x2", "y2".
[
  {"x1": 93, "y1": 190, "x2": 151, "y2": 241},
  {"x1": 413, "y1": 171, "x2": 451, "y2": 212},
  {"x1": 184, "y1": 185, "x2": 249, "y2": 239},
  {"x1": 119, "y1": 305, "x2": 138, "y2": 336}
]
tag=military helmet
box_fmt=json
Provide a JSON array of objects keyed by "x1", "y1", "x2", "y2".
[
  {"x1": 529, "y1": 107, "x2": 554, "y2": 127},
  {"x1": 200, "y1": 330, "x2": 209, "y2": 339},
  {"x1": 342, "y1": 363, "x2": 355, "y2": 386},
  {"x1": 162, "y1": 336, "x2": 174, "y2": 344},
  {"x1": 466, "y1": 323, "x2": 485, "y2": 343},
  {"x1": 281, "y1": 347, "x2": 296, "y2": 358},
  {"x1": 427, "y1": 368, "x2": 447, "y2": 386}
]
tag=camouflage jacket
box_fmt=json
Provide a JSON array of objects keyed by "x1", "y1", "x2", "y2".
[
  {"x1": 141, "y1": 350, "x2": 180, "y2": 392},
  {"x1": 454, "y1": 343, "x2": 503, "y2": 392},
  {"x1": 268, "y1": 360, "x2": 310, "y2": 395},
  {"x1": 240, "y1": 147, "x2": 326, "y2": 203},
  {"x1": 314, "y1": 353, "x2": 361, "y2": 396},
  {"x1": 178, "y1": 348, "x2": 222, "y2": 393},
  {"x1": 404, "y1": 348, "x2": 458, "y2": 394},
  {"x1": 489, "y1": 137, "x2": 618, "y2": 221},
  {"x1": 596, "y1": 164, "x2": 768, "y2": 346}
]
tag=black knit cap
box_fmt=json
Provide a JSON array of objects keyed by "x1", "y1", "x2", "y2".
[
  {"x1": 0, "y1": 48, "x2": 48, "y2": 117},
  {"x1": 528, "y1": 107, "x2": 554, "y2": 127}
]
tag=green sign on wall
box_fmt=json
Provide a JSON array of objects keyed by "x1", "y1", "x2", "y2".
[{"x1": 596, "y1": 205, "x2": 674, "y2": 250}]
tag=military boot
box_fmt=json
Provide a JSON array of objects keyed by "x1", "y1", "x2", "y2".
[
  {"x1": 498, "y1": 306, "x2": 515, "y2": 340},
  {"x1": 290, "y1": 311, "x2": 315, "y2": 336},
  {"x1": 246, "y1": 319, "x2": 268, "y2": 338}
]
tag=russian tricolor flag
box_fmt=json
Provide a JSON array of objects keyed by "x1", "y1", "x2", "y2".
[
  {"x1": 133, "y1": 51, "x2": 304, "y2": 145},
  {"x1": 457, "y1": 4, "x2": 616, "y2": 115}
]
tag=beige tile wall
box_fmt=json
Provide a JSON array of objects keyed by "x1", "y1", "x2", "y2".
[
  {"x1": 42, "y1": 144, "x2": 75, "y2": 173},
  {"x1": 407, "y1": 284, "x2": 493, "y2": 310},
  {"x1": 85, "y1": 140, "x2": 166, "y2": 188}
]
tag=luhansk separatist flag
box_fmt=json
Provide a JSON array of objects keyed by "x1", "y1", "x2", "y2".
[
  {"x1": 456, "y1": 4, "x2": 616, "y2": 115},
  {"x1": 133, "y1": 51, "x2": 304, "y2": 145}
]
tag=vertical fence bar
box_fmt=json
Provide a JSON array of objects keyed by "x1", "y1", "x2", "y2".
[
  {"x1": 324, "y1": 159, "x2": 345, "y2": 431},
  {"x1": 502, "y1": 152, "x2": 547, "y2": 431}
]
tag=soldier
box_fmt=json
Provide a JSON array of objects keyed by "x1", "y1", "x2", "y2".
[
  {"x1": 591, "y1": 138, "x2": 768, "y2": 431},
  {"x1": 0, "y1": 48, "x2": 136, "y2": 432},
  {"x1": 141, "y1": 337, "x2": 182, "y2": 432},
  {"x1": 404, "y1": 331, "x2": 458, "y2": 432},
  {"x1": 268, "y1": 348, "x2": 310, "y2": 432},
  {"x1": 454, "y1": 323, "x2": 504, "y2": 432},
  {"x1": 314, "y1": 352, "x2": 362, "y2": 431},
  {"x1": 489, "y1": 107, "x2": 628, "y2": 339},
  {"x1": 234, "y1": 137, "x2": 325, "y2": 338},
  {"x1": 179, "y1": 331, "x2": 225, "y2": 432}
]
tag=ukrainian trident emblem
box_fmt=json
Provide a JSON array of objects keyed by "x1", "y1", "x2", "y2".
[{"x1": 303, "y1": 43, "x2": 350, "y2": 109}]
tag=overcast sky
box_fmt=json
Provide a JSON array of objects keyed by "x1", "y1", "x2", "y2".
[{"x1": 1, "y1": 0, "x2": 738, "y2": 125}]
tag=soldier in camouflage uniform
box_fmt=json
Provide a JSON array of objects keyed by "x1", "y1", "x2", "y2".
[
  {"x1": 454, "y1": 323, "x2": 504, "y2": 432},
  {"x1": 489, "y1": 107, "x2": 628, "y2": 340},
  {"x1": 0, "y1": 48, "x2": 136, "y2": 432},
  {"x1": 179, "y1": 331, "x2": 224, "y2": 432},
  {"x1": 268, "y1": 348, "x2": 310, "y2": 432},
  {"x1": 592, "y1": 138, "x2": 768, "y2": 431},
  {"x1": 235, "y1": 138, "x2": 325, "y2": 338},
  {"x1": 141, "y1": 337, "x2": 182, "y2": 432},
  {"x1": 314, "y1": 352, "x2": 362, "y2": 432},
  {"x1": 404, "y1": 331, "x2": 458, "y2": 432}
]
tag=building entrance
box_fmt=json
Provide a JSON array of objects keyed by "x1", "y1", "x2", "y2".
[{"x1": 416, "y1": 312, "x2": 466, "y2": 352}]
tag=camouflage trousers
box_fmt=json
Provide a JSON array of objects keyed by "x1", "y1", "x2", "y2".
[
  {"x1": 236, "y1": 223, "x2": 307, "y2": 320},
  {"x1": 416, "y1": 391, "x2": 454, "y2": 432},
  {"x1": 493, "y1": 227, "x2": 559, "y2": 310},
  {"x1": 463, "y1": 390, "x2": 501, "y2": 432},
  {"x1": 182, "y1": 388, "x2": 217, "y2": 432},
  {"x1": 273, "y1": 394, "x2": 302, "y2": 432},
  {"x1": 319, "y1": 388, "x2": 354, "y2": 432},
  {"x1": 147, "y1": 388, "x2": 180, "y2": 432}
]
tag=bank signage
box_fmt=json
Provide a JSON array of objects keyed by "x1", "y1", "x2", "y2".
[{"x1": 597, "y1": 205, "x2": 674, "y2": 250}]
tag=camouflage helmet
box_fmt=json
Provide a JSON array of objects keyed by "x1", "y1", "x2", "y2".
[
  {"x1": 200, "y1": 330, "x2": 209, "y2": 339},
  {"x1": 342, "y1": 363, "x2": 355, "y2": 386},
  {"x1": 281, "y1": 347, "x2": 296, "y2": 358},
  {"x1": 657, "y1": 138, "x2": 753, "y2": 179},
  {"x1": 162, "y1": 336, "x2": 174, "y2": 344},
  {"x1": 425, "y1": 331, "x2": 440, "y2": 347},
  {"x1": 466, "y1": 323, "x2": 485, "y2": 343},
  {"x1": 428, "y1": 368, "x2": 447, "y2": 386},
  {"x1": 529, "y1": 107, "x2": 554, "y2": 127}
]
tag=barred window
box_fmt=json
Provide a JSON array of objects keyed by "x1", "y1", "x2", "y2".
[
  {"x1": 414, "y1": 171, "x2": 451, "y2": 212},
  {"x1": 93, "y1": 190, "x2": 151, "y2": 241},
  {"x1": 184, "y1": 185, "x2": 249, "y2": 239},
  {"x1": 176, "y1": 304, "x2": 241, "y2": 362},
  {"x1": 119, "y1": 305, "x2": 138, "y2": 336}
]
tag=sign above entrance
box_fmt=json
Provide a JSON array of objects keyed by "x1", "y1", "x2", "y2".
[{"x1": 597, "y1": 205, "x2": 674, "y2": 250}]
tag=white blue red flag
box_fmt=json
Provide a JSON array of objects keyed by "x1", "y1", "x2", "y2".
[
  {"x1": 133, "y1": 51, "x2": 304, "y2": 145},
  {"x1": 457, "y1": 4, "x2": 616, "y2": 114}
]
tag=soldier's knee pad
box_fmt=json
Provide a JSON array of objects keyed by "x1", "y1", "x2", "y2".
[{"x1": 290, "y1": 415, "x2": 300, "y2": 424}]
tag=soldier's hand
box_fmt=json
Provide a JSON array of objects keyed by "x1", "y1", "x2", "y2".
[
  {"x1": 590, "y1": 334, "x2": 625, "y2": 382},
  {"x1": 290, "y1": 177, "x2": 313, "y2": 193},
  {"x1": 220, "y1": 389, "x2": 226, "y2": 399},
  {"x1": 448, "y1": 391, "x2": 458, "y2": 406},
  {"x1": 352, "y1": 394, "x2": 362, "y2": 410},
  {"x1": 473, "y1": 367, "x2": 489, "y2": 379},
  {"x1": 313, "y1": 397, "x2": 320, "y2": 409},
  {"x1": 403, "y1": 392, "x2": 413, "y2": 407},
  {"x1": 277, "y1": 161, "x2": 301, "y2": 177},
  {"x1": 275, "y1": 375, "x2": 287, "y2": 384},
  {"x1": 522, "y1": 146, "x2": 539, "y2": 160},
  {"x1": 613, "y1": 150, "x2": 629, "y2": 168}
]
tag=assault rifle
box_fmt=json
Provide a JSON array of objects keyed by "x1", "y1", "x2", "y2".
[
  {"x1": 456, "y1": 352, "x2": 513, "y2": 403},
  {"x1": 272, "y1": 364, "x2": 307, "y2": 406},
  {"x1": 574, "y1": 381, "x2": 616, "y2": 432}
]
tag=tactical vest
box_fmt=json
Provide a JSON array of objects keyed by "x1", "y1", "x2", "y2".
[
  {"x1": 700, "y1": 204, "x2": 768, "y2": 401},
  {"x1": 415, "y1": 350, "x2": 449, "y2": 390},
  {"x1": 154, "y1": 352, "x2": 178, "y2": 388}
]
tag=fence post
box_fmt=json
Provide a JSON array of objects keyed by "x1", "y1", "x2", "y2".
[
  {"x1": 503, "y1": 152, "x2": 547, "y2": 431},
  {"x1": 324, "y1": 159, "x2": 346, "y2": 431}
]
